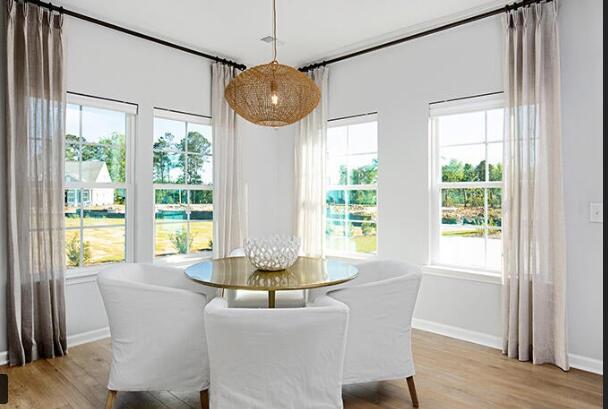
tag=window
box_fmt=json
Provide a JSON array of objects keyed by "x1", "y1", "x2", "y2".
[
  {"x1": 153, "y1": 109, "x2": 213, "y2": 258},
  {"x1": 64, "y1": 95, "x2": 135, "y2": 268},
  {"x1": 325, "y1": 116, "x2": 378, "y2": 256},
  {"x1": 430, "y1": 95, "x2": 504, "y2": 271}
]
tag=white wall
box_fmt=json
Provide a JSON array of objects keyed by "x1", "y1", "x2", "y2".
[
  {"x1": 326, "y1": 0, "x2": 603, "y2": 368},
  {"x1": 62, "y1": 19, "x2": 294, "y2": 338},
  {"x1": 241, "y1": 122, "x2": 295, "y2": 237},
  {"x1": 560, "y1": 0, "x2": 603, "y2": 364},
  {"x1": 328, "y1": 12, "x2": 505, "y2": 344},
  {"x1": 0, "y1": 15, "x2": 293, "y2": 356}
]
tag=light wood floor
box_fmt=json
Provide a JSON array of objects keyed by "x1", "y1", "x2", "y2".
[{"x1": 1, "y1": 330, "x2": 602, "y2": 409}]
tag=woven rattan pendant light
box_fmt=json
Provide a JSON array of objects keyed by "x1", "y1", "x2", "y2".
[{"x1": 224, "y1": 0, "x2": 320, "y2": 127}]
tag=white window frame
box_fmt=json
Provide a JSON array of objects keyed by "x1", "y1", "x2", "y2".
[
  {"x1": 325, "y1": 113, "x2": 378, "y2": 259},
  {"x1": 64, "y1": 94, "x2": 137, "y2": 275},
  {"x1": 152, "y1": 108, "x2": 214, "y2": 260},
  {"x1": 429, "y1": 94, "x2": 504, "y2": 275}
]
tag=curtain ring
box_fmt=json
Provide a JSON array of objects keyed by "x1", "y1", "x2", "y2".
[{"x1": 58, "y1": 7, "x2": 65, "y2": 27}]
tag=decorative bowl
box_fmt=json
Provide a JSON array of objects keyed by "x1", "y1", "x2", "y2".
[{"x1": 243, "y1": 235, "x2": 301, "y2": 271}]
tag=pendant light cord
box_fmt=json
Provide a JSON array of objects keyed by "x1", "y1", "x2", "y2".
[{"x1": 272, "y1": 0, "x2": 277, "y2": 62}]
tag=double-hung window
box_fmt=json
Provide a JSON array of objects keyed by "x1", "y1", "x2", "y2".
[
  {"x1": 429, "y1": 95, "x2": 504, "y2": 272},
  {"x1": 64, "y1": 95, "x2": 135, "y2": 268},
  {"x1": 325, "y1": 116, "x2": 378, "y2": 256},
  {"x1": 153, "y1": 109, "x2": 213, "y2": 258}
]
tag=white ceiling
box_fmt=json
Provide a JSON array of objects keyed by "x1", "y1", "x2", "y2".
[{"x1": 58, "y1": 0, "x2": 506, "y2": 67}]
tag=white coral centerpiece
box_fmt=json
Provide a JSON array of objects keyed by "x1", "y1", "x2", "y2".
[{"x1": 244, "y1": 235, "x2": 301, "y2": 271}]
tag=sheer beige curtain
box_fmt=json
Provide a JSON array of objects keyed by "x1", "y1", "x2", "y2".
[
  {"x1": 5, "y1": 0, "x2": 67, "y2": 365},
  {"x1": 294, "y1": 67, "x2": 328, "y2": 257},
  {"x1": 502, "y1": 1, "x2": 568, "y2": 370},
  {"x1": 212, "y1": 62, "x2": 247, "y2": 258}
]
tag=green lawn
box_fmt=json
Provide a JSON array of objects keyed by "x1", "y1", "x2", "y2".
[
  {"x1": 155, "y1": 221, "x2": 213, "y2": 257},
  {"x1": 66, "y1": 215, "x2": 377, "y2": 267},
  {"x1": 65, "y1": 217, "x2": 213, "y2": 267},
  {"x1": 65, "y1": 218, "x2": 125, "y2": 267}
]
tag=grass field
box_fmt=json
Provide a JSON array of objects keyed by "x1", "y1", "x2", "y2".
[
  {"x1": 326, "y1": 222, "x2": 377, "y2": 254},
  {"x1": 65, "y1": 216, "x2": 213, "y2": 267},
  {"x1": 64, "y1": 214, "x2": 501, "y2": 268},
  {"x1": 65, "y1": 218, "x2": 125, "y2": 267},
  {"x1": 155, "y1": 221, "x2": 213, "y2": 257}
]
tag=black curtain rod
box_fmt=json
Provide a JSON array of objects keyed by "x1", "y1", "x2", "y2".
[
  {"x1": 299, "y1": 0, "x2": 553, "y2": 72},
  {"x1": 20, "y1": 0, "x2": 247, "y2": 71},
  {"x1": 67, "y1": 91, "x2": 139, "y2": 108},
  {"x1": 154, "y1": 106, "x2": 211, "y2": 120}
]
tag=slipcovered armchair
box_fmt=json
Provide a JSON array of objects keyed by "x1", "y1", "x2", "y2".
[
  {"x1": 325, "y1": 260, "x2": 422, "y2": 407},
  {"x1": 98, "y1": 263, "x2": 216, "y2": 409},
  {"x1": 204, "y1": 296, "x2": 349, "y2": 409},
  {"x1": 225, "y1": 248, "x2": 306, "y2": 308}
]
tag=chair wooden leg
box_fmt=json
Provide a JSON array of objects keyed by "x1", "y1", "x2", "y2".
[
  {"x1": 200, "y1": 390, "x2": 209, "y2": 409},
  {"x1": 406, "y1": 376, "x2": 419, "y2": 407},
  {"x1": 105, "y1": 390, "x2": 117, "y2": 409}
]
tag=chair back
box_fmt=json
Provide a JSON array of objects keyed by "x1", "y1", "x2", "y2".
[
  {"x1": 98, "y1": 263, "x2": 210, "y2": 392},
  {"x1": 205, "y1": 296, "x2": 349, "y2": 409},
  {"x1": 328, "y1": 260, "x2": 422, "y2": 385}
]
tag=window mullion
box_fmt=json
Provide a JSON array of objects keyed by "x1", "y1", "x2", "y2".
[
  {"x1": 344, "y1": 124, "x2": 351, "y2": 248},
  {"x1": 484, "y1": 111, "x2": 489, "y2": 268},
  {"x1": 77, "y1": 105, "x2": 84, "y2": 267},
  {"x1": 78, "y1": 189, "x2": 85, "y2": 267},
  {"x1": 184, "y1": 122, "x2": 189, "y2": 185},
  {"x1": 187, "y1": 188, "x2": 191, "y2": 253}
]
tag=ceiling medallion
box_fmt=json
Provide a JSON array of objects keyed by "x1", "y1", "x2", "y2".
[{"x1": 224, "y1": 0, "x2": 320, "y2": 127}]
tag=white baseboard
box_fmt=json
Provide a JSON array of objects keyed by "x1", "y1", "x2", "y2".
[
  {"x1": 568, "y1": 353, "x2": 604, "y2": 375},
  {"x1": 412, "y1": 318, "x2": 502, "y2": 349},
  {"x1": 412, "y1": 318, "x2": 603, "y2": 375},
  {"x1": 0, "y1": 327, "x2": 110, "y2": 366},
  {"x1": 3, "y1": 321, "x2": 602, "y2": 375},
  {"x1": 66, "y1": 327, "x2": 110, "y2": 348}
]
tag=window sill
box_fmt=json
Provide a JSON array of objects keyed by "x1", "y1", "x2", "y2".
[
  {"x1": 422, "y1": 265, "x2": 501, "y2": 284},
  {"x1": 63, "y1": 254, "x2": 213, "y2": 286},
  {"x1": 65, "y1": 264, "x2": 114, "y2": 286},
  {"x1": 325, "y1": 252, "x2": 377, "y2": 264},
  {"x1": 154, "y1": 252, "x2": 213, "y2": 268}
]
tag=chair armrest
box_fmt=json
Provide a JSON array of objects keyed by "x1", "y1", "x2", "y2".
[
  {"x1": 99, "y1": 278, "x2": 207, "y2": 347},
  {"x1": 327, "y1": 273, "x2": 421, "y2": 330}
]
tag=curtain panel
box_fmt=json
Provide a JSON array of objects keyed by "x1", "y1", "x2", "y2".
[
  {"x1": 502, "y1": 1, "x2": 569, "y2": 370},
  {"x1": 294, "y1": 67, "x2": 329, "y2": 257},
  {"x1": 211, "y1": 62, "x2": 247, "y2": 258},
  {"x1": 5, "y1": 0, "x2": 67, "y2": 365}
]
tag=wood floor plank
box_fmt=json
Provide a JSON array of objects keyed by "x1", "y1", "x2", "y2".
[{"x1": 0, "y1": 329, "x2": 602, "y2": 409}]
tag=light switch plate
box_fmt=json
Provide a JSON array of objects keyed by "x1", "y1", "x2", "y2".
[{"x1": 589, "y1": 202, "x2": 603, "y2": 223}]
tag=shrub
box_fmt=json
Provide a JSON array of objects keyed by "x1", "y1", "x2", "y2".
[
  {"x1": 362, "y1": 223, "x2": 376, "y2": 236},
  {"x1": 66, "y1": 236, "x2": 91, "y2": 267},
  {"x1": 170, "y1": 228, "x2": 192, "y2": 254},
  {"x1": 66, "y1": 236, "x2": 80, "y2": 267}
]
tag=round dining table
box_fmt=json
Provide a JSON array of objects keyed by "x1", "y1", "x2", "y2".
[{"x1": 185, "y1": 256, "x2": 359, "y2": 308}]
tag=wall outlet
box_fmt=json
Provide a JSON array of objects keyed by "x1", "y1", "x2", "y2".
[{"x1": 589, "y1": 202, "x2": 603, "y2": 223}]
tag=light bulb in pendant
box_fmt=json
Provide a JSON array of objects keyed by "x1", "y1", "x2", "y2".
[{"x1": 271, "y1": 92, "x2": 279, "y2": 105}]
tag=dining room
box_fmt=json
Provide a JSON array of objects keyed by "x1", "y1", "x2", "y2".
[{"x1": 0, "y1": 0, "x2": 604, "y2": 408}]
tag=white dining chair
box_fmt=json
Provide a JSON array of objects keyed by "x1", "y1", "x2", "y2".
[
  {"x1": 204, "y1": 296, "x2": 349, "y2": 409},
  {"x1": 225, "y1": 248, "x2": 306, "y2": 308},
  {"x1": 322, "y1": 260, "x2": 422, "y2": 407},
  {"x1": 98, "y1": 263, "x2": 216, "y2": 409}
]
